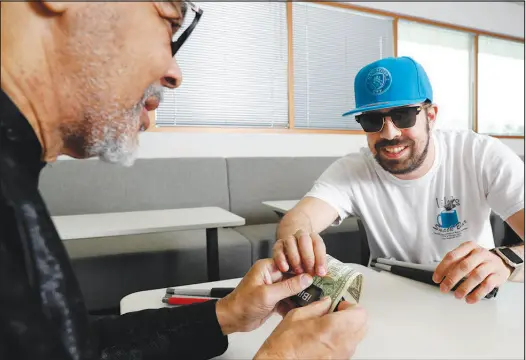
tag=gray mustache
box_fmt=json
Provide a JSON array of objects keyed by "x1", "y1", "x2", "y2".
[{"x1": 142, "y1": 84, "x2": 164, "y2": 105}]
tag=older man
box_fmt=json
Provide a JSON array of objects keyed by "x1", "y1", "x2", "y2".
[{"x1": 0, "y1": 2, "x2": 367, "y2": 360}]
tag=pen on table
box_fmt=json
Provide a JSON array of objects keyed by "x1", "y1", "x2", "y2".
[
  {"x1": 165, "y1": 287, "x2": 235, "y2": 298},
  {"x1": 371, "y1": 260, "x2": 499, "y2": 299},
  {"x1": 162, "y1": 296, "x2": 215, "y2": 306}
]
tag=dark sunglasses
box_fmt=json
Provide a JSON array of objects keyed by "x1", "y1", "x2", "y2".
[
  {"x1": 171, "y1": 1, "x2": 203, "y2": 56},
  {"x1": 355, "y1": 105, "x2": 427, "y2": 133}
]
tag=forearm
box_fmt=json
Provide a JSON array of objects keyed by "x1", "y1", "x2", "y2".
[
  {"x1": 92, "y1": 300, "x2": 228, "y2": 360},
  {"x1": 276, "y1": 209, "x2": 314, "y2": 240}
]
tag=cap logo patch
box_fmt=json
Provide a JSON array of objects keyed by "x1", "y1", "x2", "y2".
[{"x1": 365, "y1": 67, "x2": 392, "y2": 95}]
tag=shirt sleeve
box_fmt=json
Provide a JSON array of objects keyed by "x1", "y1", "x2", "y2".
[
  {"x1": 304, "y1": 157, "x2": 355, "y2": 225},
  {"x1": 92, "y1": 300, "x2": 228, "y2": 360},
  {"x1": 483, "y1": 139, "x2": 525, "y2": 221}
]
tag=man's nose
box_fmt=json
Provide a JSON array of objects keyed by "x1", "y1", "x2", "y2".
[
  {"x1": 160, "y1": 58, "x2": 182, "y2": 89},
  {"x1": 379, "y1": 117, "x2": 401, "y2": 140}
]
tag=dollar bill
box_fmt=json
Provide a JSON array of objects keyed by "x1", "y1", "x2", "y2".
[{"x1": 289, "y1": 254, "x2": 363, "y2": 312}]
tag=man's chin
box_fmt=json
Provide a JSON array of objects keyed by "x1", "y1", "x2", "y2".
[
  {"x1": 99, "y1": 147, "x2": 138, "y2": 167},
  {"x1": 379, "y1": 162, "x2": 410, "y2": 174},
  {"x1": 375, "y1": 155, "x2": 416, "y2": 175},
  {"x1": 91, "y1": 135, "x2": 140, "y2": 167}
]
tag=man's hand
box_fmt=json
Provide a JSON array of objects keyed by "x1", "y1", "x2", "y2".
[
  {"x1": 433, "y1": 241, "x2": 512, "y2": 304},
  {"x1": 254, "y1": 297, "x2": 368, "y2": 360},
  {"x1": 273, "y1": 229, "x2": 328, "y2": 277},
  {"x1": 215, "y1": 259, "x2": 314, "y2": 335}
]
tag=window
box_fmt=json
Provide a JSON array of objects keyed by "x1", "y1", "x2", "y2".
[
  {"x1": 293, "y1": 3, "x2": 394, "y2": 130},
  {"x1": 398, "y1": 21, "x2": 474, "y2": 131},
  {"x1": 477, "y1": 36, "x2": 524, "y2": 136},
  {"x1": 152, "y1": 2, "x2": 524, "y2": 137},
  {"x1": 156, "y1": 2, "x2": 289, "y2": 128}
]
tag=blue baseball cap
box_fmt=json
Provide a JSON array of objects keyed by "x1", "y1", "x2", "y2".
[{"x1": 342, "y1": 56, "x2": 433, "y2": 116}]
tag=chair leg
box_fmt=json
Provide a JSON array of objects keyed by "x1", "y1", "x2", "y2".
[{"x1": 357, "y1": 219, "x2": 370, "y2": 266}]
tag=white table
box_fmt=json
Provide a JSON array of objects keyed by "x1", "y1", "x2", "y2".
[
  {"x1": 53, "y1": 207, "x2": 245, "y2": 281},
  {"x1": 262, "y1": 200, "x2": 299, "y2": 217},
  {"x1": 120, "y1": 264, "x2": 525, "y2": 359}
]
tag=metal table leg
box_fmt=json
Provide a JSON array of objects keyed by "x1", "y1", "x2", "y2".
[
  {"x1": 273, "y1": 211, "x2": 285, "y2": 219},
  {"x1": 206, "y1": 228, "x2": 220, "y2": 281}
]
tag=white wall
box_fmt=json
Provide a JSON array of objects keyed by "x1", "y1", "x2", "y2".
[
  {"x1": 133, "y1": 1, "x2": 523, "y2": 159},
  {"x1": 500, "y1": 137, "x2": 525, "y2": 155},
  {"x1": 349, "y1": 2, "x2": 524, "y2": 38},
  {"x1": 136, "y1": 131, "x2": 523, "y2": 158},
  {"x1": 136, "y1": 132, "x2": 368, "y2": 158}
]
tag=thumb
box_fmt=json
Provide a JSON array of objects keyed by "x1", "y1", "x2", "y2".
[
  {"x1": 267, "y1": 273, "x2": 313, "y2": 303},
  {"x1": 335, "y1": 300, "x2": 358, "y2": 312},
  {"x1": 289, "y1": 296, "x2": 332, "y2": 321}
]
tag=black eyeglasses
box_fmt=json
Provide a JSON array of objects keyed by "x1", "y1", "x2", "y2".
[
  {"x1": 171, "y1": 1, "x2": 203, "y2": 56},
  {"x1": 355, "y1": 105, "x2": 428, "y2": 133}
]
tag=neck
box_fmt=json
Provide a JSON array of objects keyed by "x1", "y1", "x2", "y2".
[
  {"x1": 394, "y1": 134, "x2": 436, "y2": 181},
  {"x1": 1, "y1": 3, "x2": 65, "y2": 163}
]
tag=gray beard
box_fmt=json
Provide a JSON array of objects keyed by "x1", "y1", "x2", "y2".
[
  {"x1": 84, "y1": 84, "x2": 164, "y2": 167},
  {"x1": 86, "y1": 109, "x2": 140, "y2": 167}
]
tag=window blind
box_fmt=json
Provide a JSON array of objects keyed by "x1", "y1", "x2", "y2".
[
  {"x1": 292, "y1": 3, "x2": 394, "y2": 130},
  {"x1": 156, "y1": 2, "x2": 289, "y2": 128}
]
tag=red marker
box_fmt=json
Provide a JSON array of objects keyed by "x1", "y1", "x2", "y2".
[{"x1": 162, "y1": 296, "x2": 213, "y2": 306}]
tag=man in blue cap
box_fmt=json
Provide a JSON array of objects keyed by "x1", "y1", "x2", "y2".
[{"x1": 274, "y1": 56, "x2": 524, "y2": 304}]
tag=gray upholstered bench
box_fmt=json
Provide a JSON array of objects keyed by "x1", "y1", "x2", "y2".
[{"x1": 40, "y1": 158, "x2": 252, "y2": 312}]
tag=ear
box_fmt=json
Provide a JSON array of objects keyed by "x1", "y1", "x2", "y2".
[
  {"x1": 426, "y1": 104, "x2": 438, "y2": 129},
  {"x1": 40, "y1": 1, "x2": 74, "y2": 14}
]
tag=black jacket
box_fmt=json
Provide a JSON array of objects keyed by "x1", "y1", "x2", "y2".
[{"x1": 0, "y1": 89, "x2": 228, "y2": 360}]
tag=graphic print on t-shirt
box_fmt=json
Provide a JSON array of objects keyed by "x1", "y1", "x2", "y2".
[{"x1": 432, "y1": 196, "x2": 468, "y2": 240}]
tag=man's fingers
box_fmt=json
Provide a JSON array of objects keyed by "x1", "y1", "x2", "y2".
[
  {"x1": 345, "y1": 316, "x2": 369, "y2": 351},
  {"x1": 440, "y1": 248, "x2": 488, "y2": 292},
  {"x1": 311, "y1": 233, "x2": 327, "y2": 276},
  {"x1": 297, "y1": 232, "x2": 316, "y2": 276},
  {"x1": 453, "y1": 262, "x2": 493, "y2": 299},
  {"x1": 328, "y1": 303, "x2": 368, "y2": 335},
  {"x1": 433, "y1": 241, "x2": 477, "y2": 283},
  {"x1": 466, "y1": 273, "x2": 500, "y2": 304},
  {"x1": 284, "y1": 235, "x2": 303, "y2": 274},
  {"x1": 260, "y1": 258, "x2": 287, "y2": 284},
  {"x1": 335, "y1": 300, "x2": 357, "y2": 312},
  {"x1": 272, "y1": 241, "x2": 289, "y2": 273},
  {"x1": 276, "y1": 299, "x2": 295, "y2": 317},
  {"x1": 267, "y1": 273, "x2": 313, "y2": 304},
  {"x1": 287, "y1": 296, "x2": 331, "y2": 321}
]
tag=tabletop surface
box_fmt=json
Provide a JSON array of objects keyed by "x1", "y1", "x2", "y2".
[
  {"x1": 261, "y1": 200, "x2": 299, "y2": 213},
  {"x1": 120, "y1": 264, "x2": 525, "y2": 359},
  {"x1": 53, "y1": 207, "x2": 245, "y2": 240}
]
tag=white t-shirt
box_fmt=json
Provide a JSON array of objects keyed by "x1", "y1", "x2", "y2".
[{"x1": 305, "y1": 129, "x2": 524, "y2": 264}]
